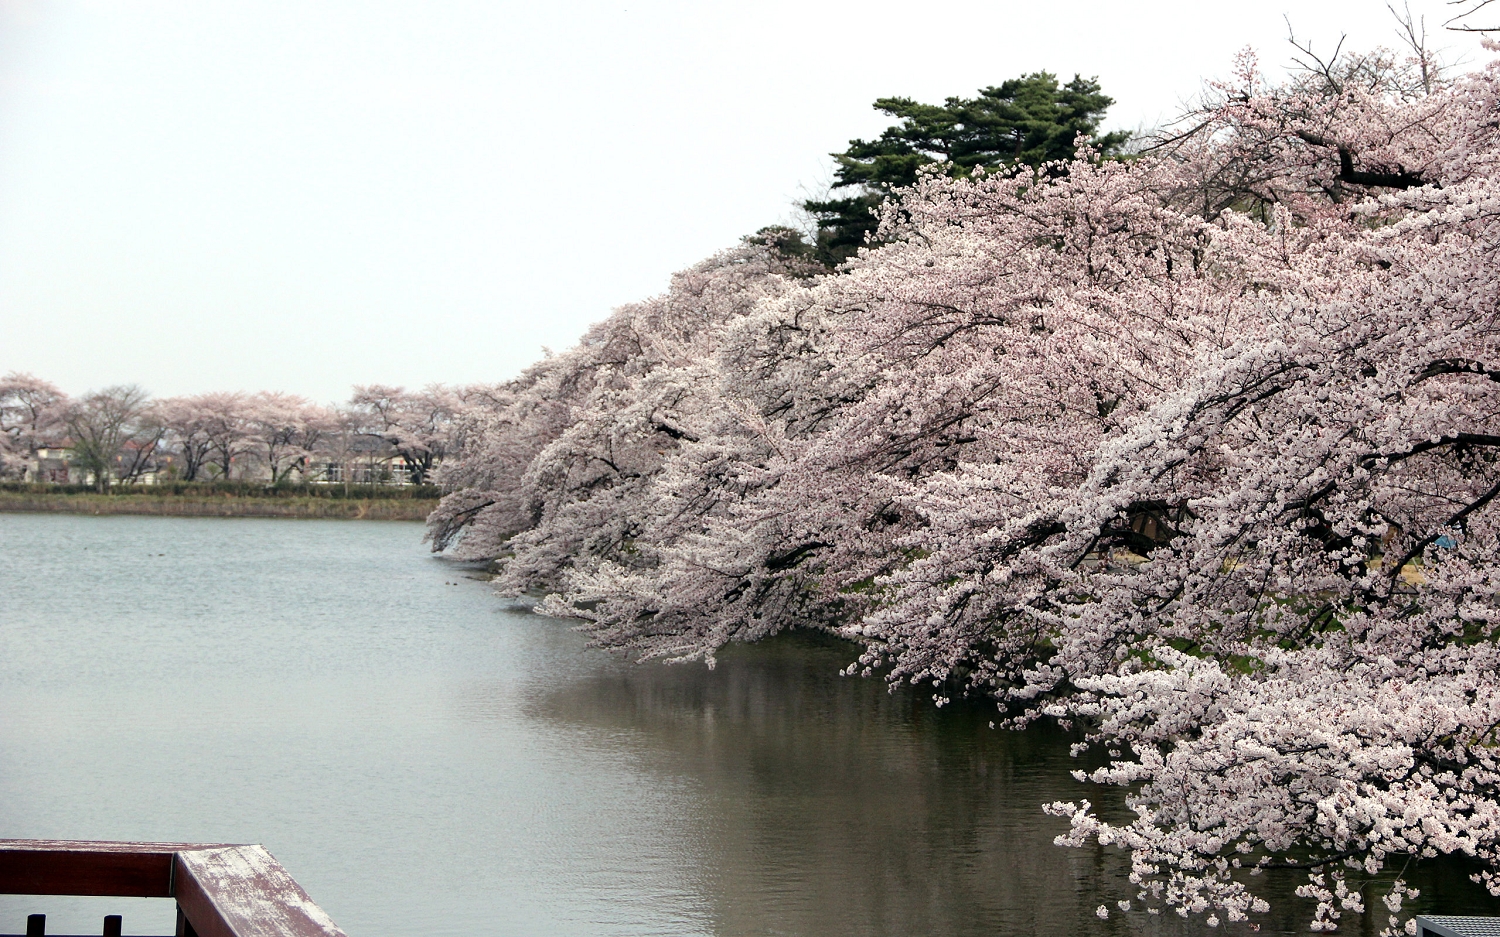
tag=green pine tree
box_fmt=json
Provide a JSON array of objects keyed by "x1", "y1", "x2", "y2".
[{"x1": 803, "y1": 73, "x2": 1128, "y2": 266}]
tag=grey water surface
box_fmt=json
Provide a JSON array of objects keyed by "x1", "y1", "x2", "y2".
[{"x1": 0, "y1": 514, "x2": 1492, "y2": 937}]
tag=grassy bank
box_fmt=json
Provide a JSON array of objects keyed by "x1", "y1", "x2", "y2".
[{"x1": 0, "y1": 482, "x2": 440, "y2": 521}]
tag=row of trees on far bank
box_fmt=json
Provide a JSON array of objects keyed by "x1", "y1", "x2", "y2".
[
  {"x1": 0, "y1": 375, "x2": 464, "y2": 491},
  {"x1": 426, "y1": 32, "x2": 1500, "y2": 937}
]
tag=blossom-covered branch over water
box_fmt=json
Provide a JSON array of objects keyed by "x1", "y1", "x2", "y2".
[{"x1": 434, "y1": 42, "x2": 1500, "y2": 930}]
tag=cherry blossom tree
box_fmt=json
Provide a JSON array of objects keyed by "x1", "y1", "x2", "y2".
[
  {"x1": 162, "y1": 391, "x2": 257, "y2": 480},
  {"x1": 0, "y1": 372, "x2": 68, "y2": 479},
  {"x1": 349, "y1": 384, "x2": 459, "y2": 485},
  {"x1": 158, "y1": 395, "x2": 218, "y2": 481},
  {"x1": 434, "y1": 39, "x2": 1500, "y2": 932},
  {"x1": 247, "y1": 392, "x2": 334, "y2": 484},
  {"x1": 426, "y1": 238, "x2": 817, "y2": 587}
]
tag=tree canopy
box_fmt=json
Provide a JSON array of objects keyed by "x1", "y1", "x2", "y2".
[
  {"x1": 803, "y1": 72, "x2": 1128, "y2": 264},
  {"x1": 432, "y1": 40, "x2": 1500, "y2": 932}
]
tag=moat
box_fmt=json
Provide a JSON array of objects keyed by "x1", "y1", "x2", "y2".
[{"x1": 1, "y1": 515, "x2": 1491, "y2": 937}]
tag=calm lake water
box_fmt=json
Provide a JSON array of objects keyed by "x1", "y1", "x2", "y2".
[{"x1": 1, "y1": 514, "x2": 1493, "y2": 937}]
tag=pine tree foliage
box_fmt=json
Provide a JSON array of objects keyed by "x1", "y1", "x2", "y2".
[{"x1": 803, "y1": 72, "x2": 1129, "y2": 264}]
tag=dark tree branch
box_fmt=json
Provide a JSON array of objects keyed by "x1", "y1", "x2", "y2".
[
  {"x1": 1445, "y1": 0, "x2": 1498, "y2": 31},
  {"x1": 1294, "y1": 131, "x2": 1428, "y2": 189},
  {"x1": 1388, "y1": 474, "x2": 1500, "y2": 580}
]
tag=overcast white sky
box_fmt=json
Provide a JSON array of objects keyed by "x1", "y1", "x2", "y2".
[{"x1": 0, "y1": 0, "x2": 1492, "y2": 403}]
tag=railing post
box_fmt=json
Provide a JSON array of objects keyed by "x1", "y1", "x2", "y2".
[
  {"x1": 103, "y1": 915, "x2": 122, "y2": 937},
  {"x1": 174, "y1": 905, "x2": 197, "y2": 937},
  {"x1": 25, "y1": 915, "x2": 44, "y2": 937}
]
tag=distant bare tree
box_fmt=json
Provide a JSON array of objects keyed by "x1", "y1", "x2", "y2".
[
  {"x1": 312, "y1": 407, "x2": 368, "y2": 493},
  {"x1": 64, "y1": 385, "x2": 159, "y2": 492}
]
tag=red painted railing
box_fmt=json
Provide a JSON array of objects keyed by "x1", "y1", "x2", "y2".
[{"x1": 0, "y1": 841, "x2": 346, "y2": 937}]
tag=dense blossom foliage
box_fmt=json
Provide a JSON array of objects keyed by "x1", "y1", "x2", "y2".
[
  {"x1": 434, "y1": 43, "x2": 1500, "y2": 930},
  {"x1": 426, "y1": 242, "x2": 817, "y2": 594}
]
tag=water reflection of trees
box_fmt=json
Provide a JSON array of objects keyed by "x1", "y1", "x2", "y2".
[
  {"x1": 517, "y1": 631, "x2": 1499, "y2": 936},
  {"x1": 517, "y1": 632, "x2": 1155, "y2": 937}
]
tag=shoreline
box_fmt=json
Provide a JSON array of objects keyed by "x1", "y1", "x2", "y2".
[{"x1": 0, "y1": 492, "x2": 436, "y2": 521}]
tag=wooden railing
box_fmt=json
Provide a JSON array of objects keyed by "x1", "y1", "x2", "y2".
[{"x1": 0, "y1": 841, "x2": 346, "y2": 937}]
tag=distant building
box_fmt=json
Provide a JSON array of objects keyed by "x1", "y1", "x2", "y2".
[
  {"x1": 29, "y1": 445, "x2": 77, "y2": 484},
  {"x1": 310, "y1": 434, "x2": 417, "y2": 486}
]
